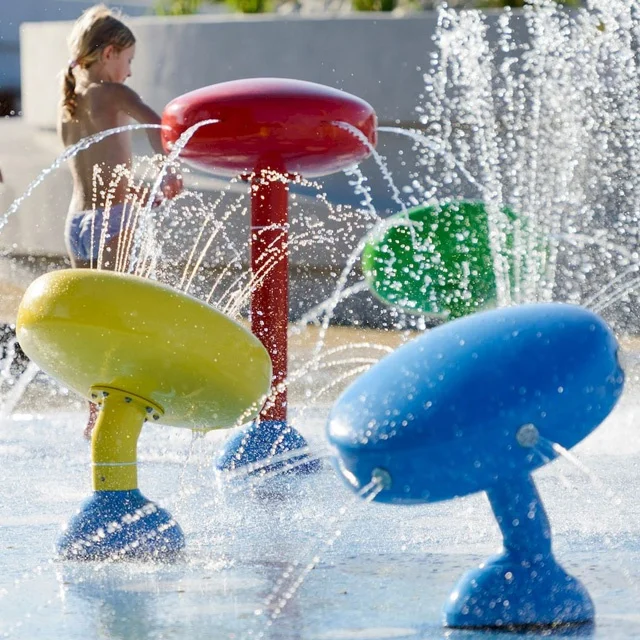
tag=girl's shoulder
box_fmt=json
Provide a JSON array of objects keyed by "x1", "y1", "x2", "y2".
[
  {"x1": 83, "y1": 81, "x2": 120, "y2": 100},
  {"x1": 85, "y1": 82, "x2": 141, "y2": 110},
  {"x1": 81, "y1": 82, "x2": 128, "y2": 117}
]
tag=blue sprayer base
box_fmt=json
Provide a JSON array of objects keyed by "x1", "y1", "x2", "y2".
[
  {"x1": 57, "y1": 490, "x2": 185, "y2": 561},
  {"x1": 443, "y1": 550, "x2": 595, "y2": 629},
  {"x1": 215, "y1": 420, "x2": 321, "y2": 475}
]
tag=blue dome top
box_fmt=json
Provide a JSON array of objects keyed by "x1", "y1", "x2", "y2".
[{"x1": 327, "y1": 303, "x2": 624, "y2": 503}]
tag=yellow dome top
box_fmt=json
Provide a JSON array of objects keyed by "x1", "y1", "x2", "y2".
[{"x1": 17, "y1": 269, "x2": 272, "y2": 431}]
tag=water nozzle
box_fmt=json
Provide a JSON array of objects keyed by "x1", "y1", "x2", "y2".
[
  {"x1": 516, "y1": 423, "x2": 539, "y2": 448},
  {"x1": 371, "y1": 467, "x2": 392, "y2": 490}
]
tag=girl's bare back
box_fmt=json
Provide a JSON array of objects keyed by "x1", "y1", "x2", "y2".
[{"x1": 60, "y1": 83, "x2": 136, "y2": 215}]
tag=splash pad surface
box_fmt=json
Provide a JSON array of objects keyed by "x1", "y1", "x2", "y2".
[{"x1": 2, "y1": 387, "x2": 640, "y2": 639}]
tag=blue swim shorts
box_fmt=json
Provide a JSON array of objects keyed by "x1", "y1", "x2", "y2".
[{"x1": 65, "y1": 203, "x2": 132, "y2": 262}]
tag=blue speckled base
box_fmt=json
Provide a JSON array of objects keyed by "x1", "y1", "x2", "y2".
[
  {"x1": 57, "y1": 489, "x2": 184, "y2": 561},
  {"x1": 216, "y1": 420, "x2": 321, "y2": 474},
  {"x1": 444, "y1": 550, "x2": 594, "y2": 628}
]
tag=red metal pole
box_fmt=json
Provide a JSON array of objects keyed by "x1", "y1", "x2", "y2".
[{"x1": 250, "y1": 169, "x2": 289, "y2": 423}]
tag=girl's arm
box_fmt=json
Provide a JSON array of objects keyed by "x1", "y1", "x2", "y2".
[
  {"x1": 109, "y1": 84, "x2": 183, "y2": 198},
  {"x1": 115, "y1": 84, "x2": 164, "y2": 154}
]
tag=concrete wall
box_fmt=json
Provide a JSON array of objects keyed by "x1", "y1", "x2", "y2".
[
  {"x1": 0, "y1": 0, "x2": 154, "y2": 93},
  {"x1": 21, "y1": 13, "x2": 436, "y2": 128}
]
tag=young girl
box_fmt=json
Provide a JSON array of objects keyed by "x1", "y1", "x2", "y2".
[
  {"x1": 59, "y1": 4, "x2": 182, "y2": 437},
  {"x1": 59, "y1": 3, "x2": 182, "y2": 271}
]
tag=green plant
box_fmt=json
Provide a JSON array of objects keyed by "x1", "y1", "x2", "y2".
[
  {"x1": 227, "y1": 0, "x2": 270, "y2": 12},
  {"x1": 352, "y1": 0, "x2": 396, "y2": 10},
  {"x1": 154, "y1": 0, "x2": 203, "y2": 15},
  {"x1": 154, "y1": 0, "x2": 270, "y2": 14}
]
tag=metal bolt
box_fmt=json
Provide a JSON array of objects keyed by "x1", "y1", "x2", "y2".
[
  {"x1": 516, "y1": 424, "x2": 539, "y2": 448},
  {"x1": 124, "y1": 397, "x2": 132, "y2": 403},
  {"x1": 371, "y1": 467, "x2": 392, "y2": 490},
  {"x1": 153, "y1": 414, "x2": 160, "y2": 421}
]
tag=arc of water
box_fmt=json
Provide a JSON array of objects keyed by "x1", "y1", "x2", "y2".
[
  {"x1": 529, "y1": 441, "x2": 574, "y2": 491},
  {"x1": 117, "y1": 188, "x2": 151, "y2": 272},
  {"x1": 378, "y1": 126, "x2": 482, "y2": 191},
  {"x1": 219, "y1": 223, "x2": 346, "y2": 319},
  {"x1": 332, "y1": 121, "x2": 407, "y2": 216},
  {"x1": 223, "y1": 448, "x2": 333, "y2": 493},
  {"x1": 312, "y1": 364, "x2": 375, "y2": 401},
  {"x1": 343, "y1": 164, "x2": 376, "y2": 216},
  {"x1": 547, "y1": 232, "x2": 640, "y2": 311},
  {"x1": 178, "y1": 182, "x2": 238, "y2": 289},
  {"x1": 293, "y1": 282, "x2": 369, "y2": 327},
  {"x1": 112, "y1": 157, "x2": 163, "y2": 272},
  {"x1": 140, "y1": 192, "x2": 207, "y2": 281},
  {"x1": 1, "y1": 124, "x2": 162, "y2": 231},
  {"x1": 207, "y1": 172, "x2": 369, "y2": 312},
  {"x1": 310, "y1": 234, "x2": 372, "y2": 362},
  {"x1": 289, "y1": 357, "x2": 379, "y2": 387},
  {"x1": 255, "y1": 343, "x2": 392, "y2": 427},
  {"x1": 241, "y1": 352, "x2": 385, "y2": 443},
  {"x1": 205, "y1": 251, "x2": 246, "y2": 305},
  {"x1": 184, "y1": 189, "x2": 247, "y2": 295},
  {"x1": 89, "y1": 164, "x2": 104, "y2": 270},
  {"x1": 128, "y1": 119, "x2": 219, "y2": 275},
  {"x1": 230, "y1": 165, "x2": 384, "y2": 356},
  {"x1": 217, "y1": 223, "x2": 289, "y2": 315},
  {"x1": 591, "y1": 274, "x2": 640, "y2": 314},
  {"x1": 96, "y1": 168, "x2": 131, "y2": 270},
  {"x1": 0, "y1": 361, "x2": 40, "y2": 420},
  {"x1": 535, "y1": 434, "x2": 640, "y2": 596},
  {"x1": 585, "y1": 269, "x2": 640, "y2": 311}
]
